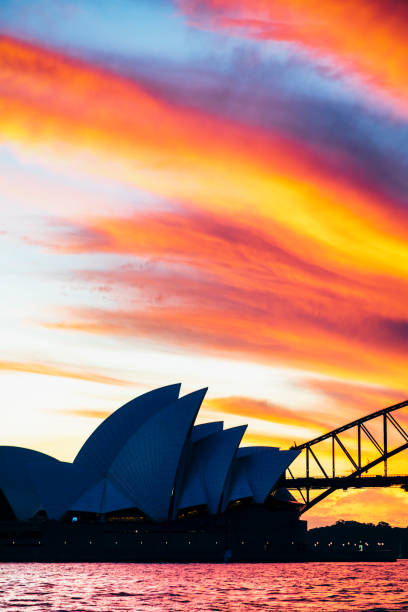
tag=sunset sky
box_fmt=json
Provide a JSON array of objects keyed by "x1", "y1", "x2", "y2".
[{"x1": 2, "y1": 0, "x2": 408, "y2": 527}]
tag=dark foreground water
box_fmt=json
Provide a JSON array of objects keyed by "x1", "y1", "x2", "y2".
[{"x1": 0, "y1": 561, "x2": 407, "y2": 611}]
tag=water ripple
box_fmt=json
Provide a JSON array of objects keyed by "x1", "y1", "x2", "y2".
[{"x1": 0, "y1": 561, "x2": 407, "y2": 611}]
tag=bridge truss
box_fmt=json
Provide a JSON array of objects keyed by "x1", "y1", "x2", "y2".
[{"x1": 280, "y1": 400, "x2": 408, "y2": 514}]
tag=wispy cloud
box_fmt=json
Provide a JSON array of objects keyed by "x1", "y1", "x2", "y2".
[
  {"x1": 0, "y1": 360, "x2": 135, "y2": 387},
  {"x1": 3, "y1": 34, "x2": 408, "y2": 286},
  {"x1": 178, "y1": 0, "x2": 408, "y2": 115},
  {"x1": 60, "y1": 408, "x2": 113, "y2": 420},
  {"x1": 205, "y1": 395, "x2": 328, "y2": 430},
  {"x1": 39, "y1": 206, "x2": 408, "y2": 391}
]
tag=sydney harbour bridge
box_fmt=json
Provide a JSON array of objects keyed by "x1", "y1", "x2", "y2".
[{"x1": 280, "y1": 400, "x2": 408, "y2": 513}]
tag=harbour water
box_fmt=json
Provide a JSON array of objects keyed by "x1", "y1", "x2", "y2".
[{"x1": 0, "y1": 560, "x2": 407, "y2": 611}]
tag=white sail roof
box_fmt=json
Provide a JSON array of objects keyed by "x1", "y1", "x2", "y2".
[
  {"x1": 0, "y1": 385, "x2": 302, "y2": 522},
  {"x1": 177, "y1": 425, "x2": 246, "y2": 514},
  {"x1": 108, "y1": 388, "x2": 207, "y2": 521},
  {"x1": 26, "y1": 461, "x2": 98, "y2": 520},
  {"x1": 70, "y1": 478, "x2": 135, "y2": 514},
  {"x1": 226, "y1": 446, "x2": 300, "y2": 505},
  {"x1": 190, "y1": 422, "x2": 223, "y2": 442},
  {"x1": 0, "y1": 447, "x2": 60, "y2": 520},
  {"x1": 224, "y1": 456, "x2": 254, "y2": 505},
  {"x1": 74, "y1": 384, "x2": 181, "y2": 476},
  {"x1": 177, "y1": 467, "x2": 207, "y2": 511},
  {"x1": 274, "y1": 487, "x2": 298, "y2": 503}
]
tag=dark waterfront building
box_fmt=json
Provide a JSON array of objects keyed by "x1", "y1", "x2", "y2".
[{"x1": 0, "y1": 384, "x2": 311, "y2": 561}]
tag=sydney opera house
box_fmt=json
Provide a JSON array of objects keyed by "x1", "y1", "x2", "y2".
[{"x1": 0, "y1": 384, "x2": 307, "y2": 561}]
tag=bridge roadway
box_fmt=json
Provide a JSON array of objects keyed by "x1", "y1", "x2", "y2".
[{"x1": 280, "y1": 474, "x2": 408, "y2": 490}]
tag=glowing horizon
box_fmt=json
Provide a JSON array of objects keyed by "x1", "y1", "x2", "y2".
[{"x1": 2, "y1": 0, "x2": 408, "y2": 528}]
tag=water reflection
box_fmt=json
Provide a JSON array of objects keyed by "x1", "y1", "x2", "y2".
[{"x1": 0, "y1": 560, "x2": 407, "y2": 611}]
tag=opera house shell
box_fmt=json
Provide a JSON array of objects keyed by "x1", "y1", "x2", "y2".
[{"x1": 0, "y1": 385, "x2": 307, "y2": 561}]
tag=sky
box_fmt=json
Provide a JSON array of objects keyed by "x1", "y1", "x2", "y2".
[{"x1": 1, "y1": 0, "x2": 408, "y2": 528}]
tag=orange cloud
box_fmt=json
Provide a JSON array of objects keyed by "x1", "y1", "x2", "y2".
[
  {"x1": 44, "y1": 304, "x2": 408, "y2": 388},
  {"x1": 306, "y1": 378, "x2": 408, "y2": 423},
  {"x1": 42, "y1": 205, "x2": 408, "y2": 394},
  {"x1": 0, "y1": 360, "x2": 134, "y2": 387},
  {"x1": 206, "y1": 396, "x2": 327, "y2": 433},
  {"x1": 204, "y1": 395, "x2": 328, "y2": 448},
  {"x1": 179, "y1": 0, "x2": 408, "y2": 114},
  {"x1": 3, "y1": 35, "x2": 408, "y2": 285},
  {"x1": 60, "y1": 408, "x2": 113, "y2": 420}
]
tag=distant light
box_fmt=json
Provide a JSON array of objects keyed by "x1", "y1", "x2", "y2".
[{"x1": 72, "y1": 516, "x2": 78, "y2": 523}]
